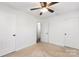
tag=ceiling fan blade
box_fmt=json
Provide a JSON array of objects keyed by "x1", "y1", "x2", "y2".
[
  {"x1": 30, "y1": 8, "x2": 40, "y2": 10},
  {"x1": 40, "y1": 12, "x2": 43, "y2": 15},
  {"x1": 48, "y1": 2, "x2": 59, "y2": 6},
  {"x1": 47, "y1": 8, "x2": 54, "y2": 13}
]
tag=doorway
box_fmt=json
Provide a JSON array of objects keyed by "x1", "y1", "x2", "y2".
[{"x1": 36, "y1": 23, "x2": 41, "y2": 43}]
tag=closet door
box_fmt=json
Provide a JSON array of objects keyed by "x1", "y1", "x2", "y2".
[
  {"x1": 64, "y1": 19, "x2": 79, "y2": 49},
  {"x1": 0, "y1": 13, "x2": 16, "y2": 56}
]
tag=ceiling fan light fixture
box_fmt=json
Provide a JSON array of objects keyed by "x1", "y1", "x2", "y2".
[
  {"x1": 40, "y1": 8, "x2": 48, "y2": 13},
  {"x1": 30, "y1": 2, "x2": 59, "y2": 15}
]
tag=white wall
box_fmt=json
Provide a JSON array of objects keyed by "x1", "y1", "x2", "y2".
[
  {"x1": 16, "y1": 11, "x2": 37, "y2": 50},
  {"x1": 48, "y1": 12, "x2": 79, "y2": 47}
]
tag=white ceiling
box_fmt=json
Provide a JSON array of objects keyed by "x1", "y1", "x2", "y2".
[{"x1": 4, "y1": 2, "x2": 79, "y2": 18}]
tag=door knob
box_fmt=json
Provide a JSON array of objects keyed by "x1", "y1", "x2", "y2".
[
  {"x1": 64, "y1": 33, "x2": 67, "y2": 36},
  {"x1": 13, "y1": 34, "x2": 16, "y2": 36}
]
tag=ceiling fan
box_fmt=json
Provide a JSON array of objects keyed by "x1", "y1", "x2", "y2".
[{"x1": 30, "y1": 2, "x2": 59, "y2": 15}]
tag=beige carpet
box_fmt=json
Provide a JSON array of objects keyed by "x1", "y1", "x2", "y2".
[{"x1": 4, "y1": 42, "x2": 79, "y2": 57}]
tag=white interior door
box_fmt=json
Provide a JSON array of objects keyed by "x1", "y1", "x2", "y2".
[
  {"x1": 41, "y1": 22, "x2": 49, "y2": 43},
  {"x1": 0, "y1": 13, "x2": 16, "y2": 56}
]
